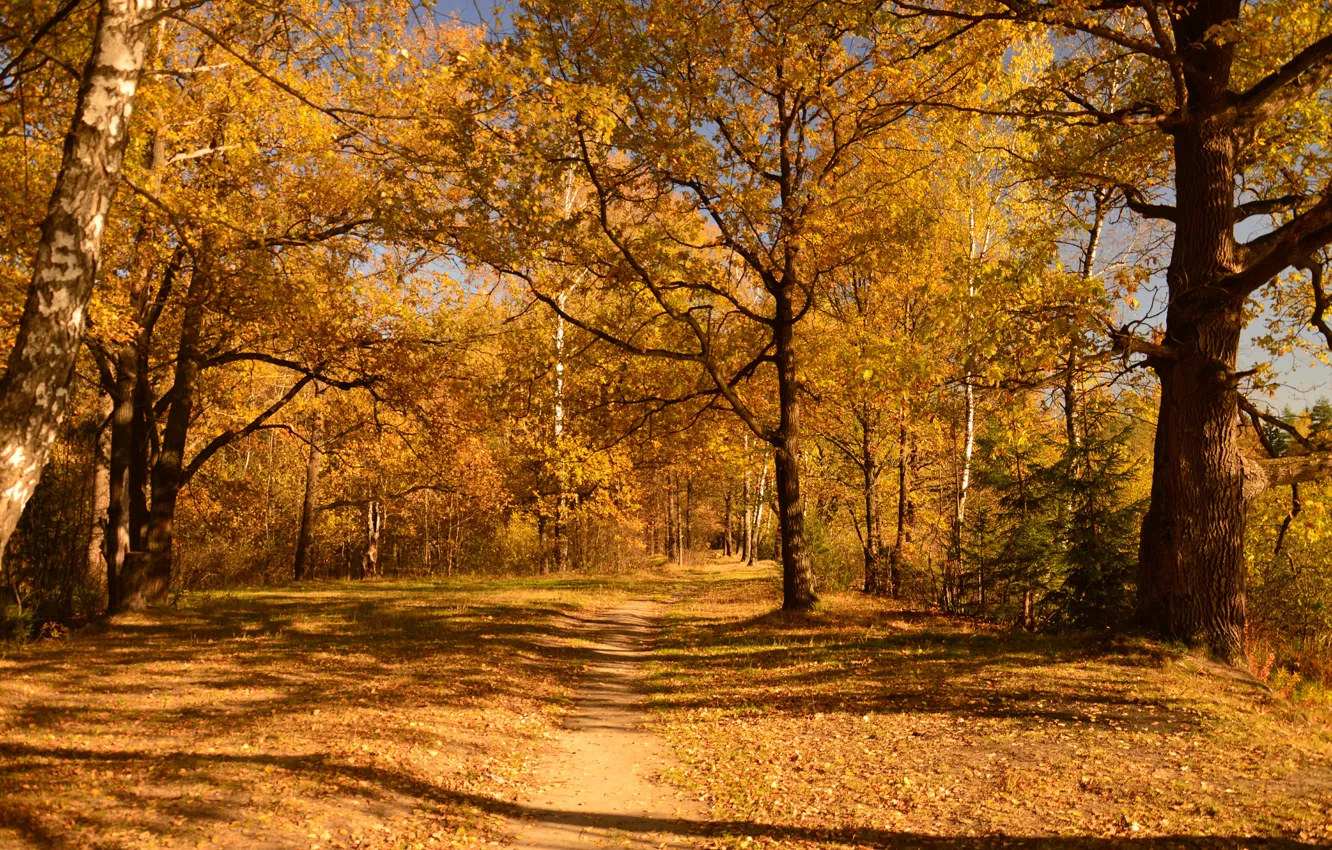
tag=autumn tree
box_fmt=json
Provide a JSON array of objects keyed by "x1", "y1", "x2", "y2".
[
  {"x1": 443, "y1": 0, "x2": 1005, "y2": 609},
  {"x1": 77, "y1": 3, "x2": 425, "y2": 608},
  {"x1": 0, "y1": 0, "x2": 156, "y2": 560},
  {"x1": 894, "y1": 0, "x2": 1332, "y2": 662}
]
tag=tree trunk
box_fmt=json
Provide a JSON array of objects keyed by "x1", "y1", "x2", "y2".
[
  {"x1": 888, "y1": 413, "x2": 911, "y2": 599},
  {"x1": 1137, "y1": 9, "x2": 1250, "y2": 664},
  {"x1": 741, "y1": 465, "x2": 752, "y2": 563},
  {"x1": 0, "y1": 0, "x2": 156, "y2": 559},
  {"x1": 1138, "y1": 313, "x2": 1248, "y2": 662},
  {"x1": 87, "y1": 394, "x2": 113, "y2": 609},
  {"x1": 139, "y1": 263, "x2": 208, "y2": 606},
  {"x1": 129, "y1": 343, "x2": 152, "y2": 545},
  {"x1": 664, "y1": 474, "x2": 676, "y2": 562},
  {"x1": 674, "y1": 475, "x2": 684, "y2": 566},
  {"x1": 750, "y1": 462, "x2": 767, "y2": 566},
  {"x1": 861, "y1": 415, "x2": 882, "y2": 594},
  {"x1": 104, "y1": 346, "x2": 138, "y2": 612},
  {"x1": 293, "y1": 410, "x2": 322, "y2": 581},
  {"x1": 773, "y1": 289, "x2": 817, "y2": 610},
  {"x1": 537, "y1": 512, "x2": 549, "y2": 575},
  {"x1": 949, "y1": 379, "x2": 976, "y2": 565},
  {"x1": 861, "y1": 463, "x2": 879, "y2": 595},
  {"x1": 684, "y1": 474, "x2": 694, "y2": 553},
  {"x1": 723, "y1": 488, "x2": 733, "y2": 557},
  {"x1": 554, "y1": 493, "x2": 569, "y2": 572},
  {"x1": 362, "y1": 500, "x2": 382, "y2": 577}
]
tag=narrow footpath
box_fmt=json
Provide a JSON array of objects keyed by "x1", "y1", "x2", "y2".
[{"x1": 506, "y1": 600, "x2": 705, "y2": 850}]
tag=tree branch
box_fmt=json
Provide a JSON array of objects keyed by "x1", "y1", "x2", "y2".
[
  {"x1": 182, "y1": 375, "x2": 313, "y2": 484},
  {"x1": 1230, "y1": 31, "x2": 1332, "y2": 128},
  {"x1": 1238, "y1": 394, "x2": 1313, "y2": 453},
  {"x1": 319, "y1": 483, "x2": 457, "y2": 513},
  {"x1": 242, "y1": 217, "x2": 376, "y2": 250},
  {"x1": 1109, "y1": 325, "x2": 1176, "y2": 360},
  {"x1": 1235, "y1": 194, "x2": 1303, "y2": 222},
  {"x1": 201, "y1": 351, "x2": 379, "y2": 391},
  {"x1": 0, "y1": 0, "x2": 82, "y2": 86},
  {"x1": 1247, "y1": 451, "x2": 1332, "y2": 495},
  {"x1": 1227, "y1": 190, "x2": 1332, "y2": 298},
  {"x1": 1119, "y1": 185, "x2": 1177, "y2": 222}
]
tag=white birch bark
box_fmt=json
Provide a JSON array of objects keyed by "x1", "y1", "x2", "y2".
[
  {"x1": 0, "y1": 0, "x2": 156, "y2": 557},
  {"x1": 751, "y1": 460, "x2": 769, "y2": 565}
]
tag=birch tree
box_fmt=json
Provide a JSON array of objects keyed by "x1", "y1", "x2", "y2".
[{"x1": 0, "y1": 0, "x2": 155, "y2": 558}]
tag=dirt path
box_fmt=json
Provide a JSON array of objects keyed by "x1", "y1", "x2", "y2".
[{"x1": 506, "y1": 600, "x2": 705, "y2": 850}]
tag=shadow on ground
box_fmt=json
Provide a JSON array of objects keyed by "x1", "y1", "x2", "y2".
[{"x1": 0, "y1": 740, "x2": 1319, "y2": 849}]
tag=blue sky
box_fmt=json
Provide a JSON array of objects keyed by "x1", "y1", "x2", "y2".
[{"x1": 431, "y1": 1, "x2": 500, "y2": 27}]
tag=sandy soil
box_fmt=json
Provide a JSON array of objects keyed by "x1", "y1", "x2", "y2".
[{"x1": 506, "y1": 600, "x2": 705, "y2": 850}]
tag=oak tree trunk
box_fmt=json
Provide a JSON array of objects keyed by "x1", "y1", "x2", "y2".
[
  {"x1": 1137, "y1": 4, "x2": 1251, "y2": 664},
  {"x1": 773, "y1": 289, "x2": 817, "y2": 610}
]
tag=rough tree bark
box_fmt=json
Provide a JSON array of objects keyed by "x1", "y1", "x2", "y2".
[
  {"x1": 1135, "y1": 4, "x2": 1254, "y2": 664},
  {"x1": 0, "y1": 0, "x2": 156, "y2": 560},
  {"x1": 1131, "y1": 1, "x2": 1332, "y2": 664}
]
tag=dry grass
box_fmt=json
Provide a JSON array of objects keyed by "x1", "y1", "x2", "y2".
[
  {"x1": 7, "y1": 563, "x2": 1330, "y2": 850},
  {"x1": 649, "y1": 562, "x2": 1332, "y2": 849},
  {"x1": 0, "y1": 573, "x2": 678, "y2": 849}
]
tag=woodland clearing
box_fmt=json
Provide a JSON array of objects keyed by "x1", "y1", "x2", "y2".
[{"x1": 2, "y1": 562, "x2": 1330, "y2": 849}]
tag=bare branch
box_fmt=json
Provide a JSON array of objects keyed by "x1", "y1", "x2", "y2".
[
  {"x1": 319, "y1": 483, "x2": 457, "y2": 513},
  {"x1": 1119, "y1": 185, "x2": 1177, "y2": 222},
  {"x1": 1235, "y1": 194, "x2": 1303, "y2": 222}
]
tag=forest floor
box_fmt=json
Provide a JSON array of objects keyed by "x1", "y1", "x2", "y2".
[{"x1": 1, "y1": 561, "x2": 1330, "y2": 850}]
